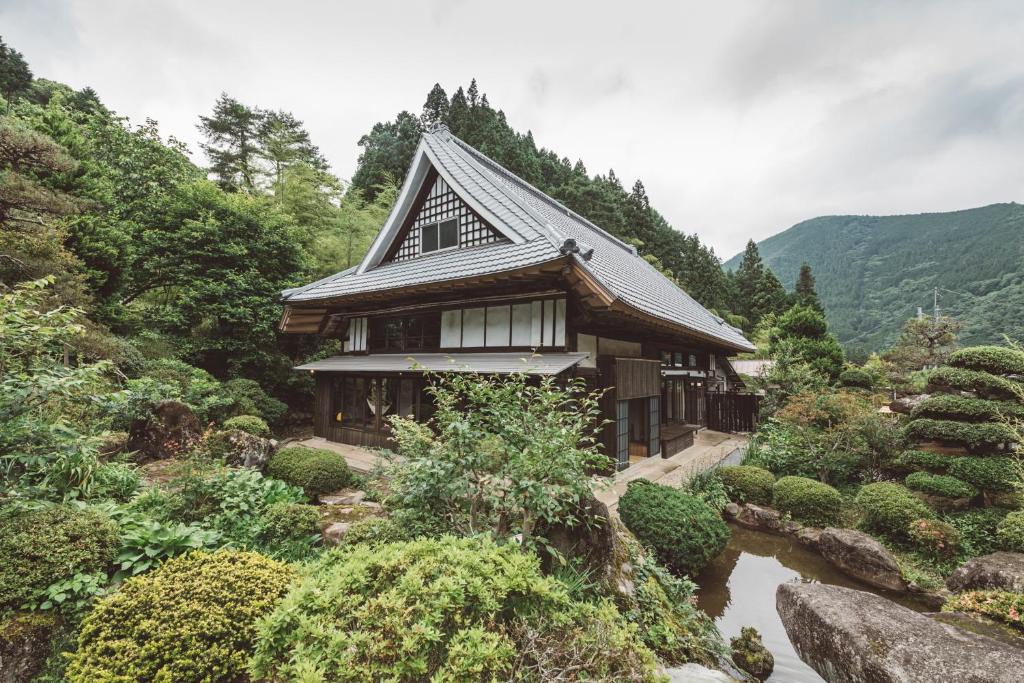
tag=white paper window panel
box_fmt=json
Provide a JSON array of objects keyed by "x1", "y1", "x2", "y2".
[
  {"x1": 440, "y1": 309, "x2": 462, "y2": 348},
  {"x1": 511, "y1": 303, "x2": 532, "y2": 346},
  {"x1": 462, "y1": 307, "x2": 486, "y2": 347},
  {"x1": 345, "y1": 317, "x2": 367, "y2": 352},
  {"x1": 530, "y1": 301, "x2": 543, "y2": 346},
  {"x1": 542, "y1": 300, "x2": 555, "y2": 346},
  {"x1": 554, "y1": 298, "x2": 566, "y2": 346},
  {"x1": 485, "y1": 305, "x2": 511, "y2": 347}
]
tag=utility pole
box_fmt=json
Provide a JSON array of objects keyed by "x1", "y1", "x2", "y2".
[{"x1": 933, "y1": 287, "x2": 940, "y2": 324}]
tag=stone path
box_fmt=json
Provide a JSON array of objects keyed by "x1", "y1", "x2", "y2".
[
  {"x1": 595, "y1": 429, "x2": 748, "y2": 512},
  {"x1": 296, "y1": 437, "x2": 387, "y2": 474}
]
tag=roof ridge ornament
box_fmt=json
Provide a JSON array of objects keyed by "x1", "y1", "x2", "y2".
[
  {"x1": 428, "y1": 121, "x2": 452, "y2": 138},
  {"x1": 558, "y1": 238, "x2": 594, "y2": 261}
]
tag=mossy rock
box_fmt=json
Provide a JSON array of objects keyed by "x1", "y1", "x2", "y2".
[
  {"x1": 0, "y1": 612, "x2": 60, "y2": 683},
  {"x1": 730, "y1": 626, "x2": 774, "y2": 681}
]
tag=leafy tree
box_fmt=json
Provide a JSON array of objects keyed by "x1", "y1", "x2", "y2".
[
  {"x1": 730, "y1": 240, "x2": 790, "y2": 332},
  {"x1": 884, "y1": 315, "x2": 961, "y2": 374},
  {"x1": 258, "y1": 109, "x2": 327, "y2": 191},
  {"x1": 350, "y1": 111, "x2": 422, "y2": 201},
  {"x1": 794, "y1": 262, "x2": 823, "y2": 313},
  {"x1": 198, "y1": 93, "x2": 262, "y2": 192},
  {"x1": 0, "y1": 37, "x2": 32, "y2": 110},
  {"x1": 769, "y1": 304, "x2": 845, "y2": 381}
]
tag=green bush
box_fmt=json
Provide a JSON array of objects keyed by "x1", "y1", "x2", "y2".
[
  {"x1": 948, "y1": 345, "x2": 1024, "y2": 376},
  {"x1": 947, "y1": 456, "x2": 1020, "y2": 493},
  {"x1": 856, "y1": 482, "x2": 935, "y2": 539},
  {"x1": 682, "y1": 468, "x2": 730, "y2": 512},
  {"x1": 266, "y1": 446, "x2": 351, "y2": 498},
  {"x1": 927, "y1": 366, "x2": 1024, "y2": 400},
  {"x1": 996, "y1": 510, "x2": 1024, "y2": 552},
  {"x1": 838, "y1": 368, "x2": 874, "y2": 388},
  {"x1": 891, "y1": 449, "x2": 949, "y2": 474},
  {"x1": 339, "y1": 516, "x2": 412, "y2": 547},
  {"x1": 222, "y1": 414, "x2": 271, "y2": 437},
  {"x1": 257, "y1": 502, "x2": 320, "y2": 547},
  {"x1": 907, "y1": 518, "x2": 961, "y2": 558},
  {"x1": 904, "y1": 471, "x2": 977, "y2": 499},
  {"x1": 618, "y1": 480, "x2": 730, "y2": 575},
  {"x1": 910, "y1": 394, "x2": 1024, "y2": 422},
  {"x1": 904, "y1": 418, "x2": 1017, "y2": 451},
  {"x1": 943, "y1": 591, "x2": 1024, "y2": 632},
  {"x1": 943, "y1": 508, "x2": 1010, "y2": 557},
  {"x1": 717, "y1": 465, "x2": 775, "y2": 505},
  {"x1": 771, "y1": 476, "x2": 842, "y2": 526},
  {"x1": 89, "y1": 462, "x2": 141, "y2": 502},
  {"x1": 249, "y1": 536, "x2": 659, "y2": 682},
  {"x1": 222, "y1": 378, "x2": 288, "y2": 426},
  {"x1": 67, "y1": 550, "x2": 295, "y2": 683},
  {"x1": 0, "y1": 506, "x2": 120, "y2": 611}
]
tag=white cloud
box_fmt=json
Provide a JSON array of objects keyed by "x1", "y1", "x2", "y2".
[{"x1": 3, "y1": 0, "x2": 1022, "y2": 257}]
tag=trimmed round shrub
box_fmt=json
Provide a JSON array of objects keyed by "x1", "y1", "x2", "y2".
[
  {"x1": 838, "y1": 368, "x2": 873, "y2": 389},
  {"x1": 891, "y1": 449, "x2": 949, "y2": 474},
  {"x1": 717, "y1": 465, "x2": 775, "y2": 505},
  {"x1": 948, "y1": 345, "x2": 1024, "y2": 376},
  {"x1": 249, "y1": 536, "x2": 658, "y2": 682},
  {"x1": 771, "y1": 476, "x2": 842, "y2": 527},
  {"x1": 266, "y1": 446, "x2": 351, "y2": 498},
  {"x1": 618, "y1": 480, "x2": 730, "y2": 575},
  {"x1": 996, "y1": 510, "x2": 1024, "y2": 552},
  {"x1": 257, "y1": 502, "x2": 320, "y2": 546},
  {"x1": 948, "y1": 456, "x2": 1020, "y2": 493},
  {"x1": 907, "y1": 518, "x2": 961, "y2": 558},
  {"x1": 0, "y1": 506, "x2": 120, "y2": 611},
  {"x1": 904, "y1": 418, "x2": 1017, "y2": 451},
  {"x1": 856, "y1": 482, "x2": 935, "y2": 539},
  {"x1": 910, "y1": 394, "x2": 1024, "y2": 422},
  {"x1": 222, "y1": 414, "x2": 271, "y2": 437},
  {"x1": 927, "y1": 366, "x2": 1024, "y2": 400},
  {"x1": 66, "y1": 550, "x2": 296, "y2": 683},
  {"x1": 904, "y1": 471, "x2": 977, "y2": 499}
]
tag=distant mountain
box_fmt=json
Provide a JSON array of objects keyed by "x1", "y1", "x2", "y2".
[{"x1": 724, "y1": 203, "x2": 1024, "y2": 352}]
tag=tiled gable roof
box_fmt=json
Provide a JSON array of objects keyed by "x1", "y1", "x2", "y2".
[{"x1": 283, "y1": 126, "x2": 753, "y2": 352}]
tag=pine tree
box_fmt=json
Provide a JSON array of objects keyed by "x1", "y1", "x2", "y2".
[
  {"x1": 732, "y1": 240, "x2": 765, "y2": 327},
  {"x1": 794, "y1": 262, "x2": 823, "y2": 313},
  {"x1": 197, "y1": 93, "x2": 262, "y2": 192},
  {"x1": 258, "y1": 109, "x2": 327, "y2": 190},
  {"x1": 0, "y1": 37, "x2": 32, "y2": 110},
  {"x1": 421, "y1": 84, "x2": 449, "y2": 127},
  {"x1": 447, "y1": 87, "x2": 469, "y2": 135}
]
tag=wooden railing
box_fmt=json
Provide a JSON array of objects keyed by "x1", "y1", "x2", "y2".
[{"x1": 706, "y1": 392, "x2": 760, "y2": 433}]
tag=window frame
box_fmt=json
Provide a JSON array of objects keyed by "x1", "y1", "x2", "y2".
[{"x1": 420, "y1": 217, "x2": 460, "y2": 255}]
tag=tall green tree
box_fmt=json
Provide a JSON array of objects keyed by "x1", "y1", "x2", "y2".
[
  {"x1": 259, "y1": 109, "x2": 327, "y2": 191},
  {"x1": 769, "y1": 304, "x2": 845, "y2": 381},
  {"x1": 794, "y1": 262, "x2": 823, "y2": 313},
  {"x1": 350, "y1": 111, "x2": 421, "y2": 201},
  {"x1": 198, "y1": 93, "x2": 262, "y2": 192},
  {"x1": 420, "y1": 83, "x2": 449, "y2": 126},
  {"x1": 0, "y1": 37, "x2": 32, "y2": 110}
]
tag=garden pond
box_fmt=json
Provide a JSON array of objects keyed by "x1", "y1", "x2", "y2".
[{"x1": 695, "y1": 524, "x2": 933, "y2": 683}]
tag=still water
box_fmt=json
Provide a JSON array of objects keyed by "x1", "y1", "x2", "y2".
[{"x1": 695, "y1": 524, "x2": 930, "y2": 683}]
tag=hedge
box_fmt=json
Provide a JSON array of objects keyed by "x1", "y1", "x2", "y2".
[
  {"x1": 856, "y1": 482, "x2": 935, "y2": 539},
  {"x1": 910, "y1": 394, "x2": 1024, "y2": 423},
  {"x1": 948, "y1": 346, "x2": 1024, "y2": 376},
  {"x1": 222, "y1": 415, "x2": 271, "y2": 437},
  {"x1": 67, "y1": 550, "x2": 296, "y2": 683},
  {"x1": 257, "y1": 502, "x2": 321, "y2": 547},
  {"x1": 771, "y1": 476, "x2": 842, "y2": 527},
  {"x1": 0, "y1": 506, "x2": 120, "y2": 612},
  {"x1": 717, "y1": 465, "x2": 775, "y2": 505},
  {"x1": 904, "y1": 418, "x2": 1017, "y2": 451},
  {"x1": 892, "y1": 450, "x2": 949, "y2": 474},
  {"x1": 838, "y1": 368, "x2": 874, "y2": 389},
  {"x1": 927, "y1": 366, "x2": 1024, "y2": 400},
  {"x1": 266, "y1": 446, "x2": 352, "y2": 498},
  {"x1": 996, "y1": 510, "x2": 1024, "y2": 552},
  {"x1": 948, "y1": 456, "x2": 1020, "y2": 493},
  {"x1": 618, "y1": 480, "x2": 730, "y2": 575},
  {"x1": 904, "y1": 471, "x2": 977, "y2": 499}
]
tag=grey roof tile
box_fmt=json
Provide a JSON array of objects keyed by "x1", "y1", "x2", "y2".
[{"x1": 296, "y1": 351, "x2": 589, "y2": 375}]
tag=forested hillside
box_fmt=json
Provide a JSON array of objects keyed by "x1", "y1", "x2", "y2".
[{"x1": 724, "y1": 203, "x2": 1024, "y2": 352}]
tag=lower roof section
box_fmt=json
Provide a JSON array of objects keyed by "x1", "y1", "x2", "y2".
[{"x1": 294, "y1": 351, "x2": 589, "y2": 376}]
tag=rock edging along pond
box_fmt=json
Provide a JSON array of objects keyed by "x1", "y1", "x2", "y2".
[{"x1": 777, "y1": 582, "x2": 1024, "y2": 683}]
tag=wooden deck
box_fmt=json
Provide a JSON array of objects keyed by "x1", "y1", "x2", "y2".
[{"x1": 595, "y1": 429, "x2": 748, "y2": 512}]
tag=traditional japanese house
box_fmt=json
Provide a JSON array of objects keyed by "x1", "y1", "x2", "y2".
[{"x1": 280, "y1": 123, "x2": 756, "y2": 471}]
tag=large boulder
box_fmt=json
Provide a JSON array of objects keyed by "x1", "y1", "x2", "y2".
[
  {"x1": 729, "y1": 627, "x2": 773, "y2": 682},
  {"x1": 776, "y1": 582, "x2": 1024, "y2": 683},
  {"x1": 128, "y1": 399, "x2": 202, "y2": 460},
  {"x1": 0, "y1": 613, "x2": 58, "y2": 683},
  {"x1": 818, "y1": 527, "x2": 907, "y2": 592},
  {"x1": 734, "y1": 504, "x2": 782, "y2": 533},
  {"x1": 890, "y1": 394, "x2": 929, "y2": 415},
  {"x1": 206, "y1": 429, "x2": 274, "y2": 470},
  {"x1": 947, "y1": 551, "x2": 1024, "y2": 593},
  {"x1": 534, "y1": 495, "x2": 626, "y2": 594}
]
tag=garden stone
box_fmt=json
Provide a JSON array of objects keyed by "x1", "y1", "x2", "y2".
[
  {"x1": 320, "y1": 490, "x2": 365, "y2": 505},
  {"x1": 534, "y1": 495, "x2": 629, "y2": 594},
  {"x1": 890, "y1": 393, "x2": 929, "y2": 415},
  {"x1": 665, "y1": 663, "x2": 741, "y2": 682},
  {"x1": 777, "y1": 582, "x2": 1024, "y2": 683},
  {"x1": 723, "y1": 502, "x2": 741, "y2": 518},
  {"x1": 322, "y1": 522, "x2": 351, "y2": 545},
  {"x1": 730, "y1": 627, "x2": 773, "y2": 681},
  {"x1": 217, "y1": 429, "x2": 274, "y2": 470},
  {"x1": 796, "y1": 527, "x2": 821, "y2": 548},
  {"x1": 818, "y1": 527, "x2": 907, "y2": 591},
  {"x1": 734, "y1": 504, "x2": 781, "y2": 533},
  {"x1": 0, "y1": 613, "x2": 58, "y2": 683},
  {"x1": 127, "y1": 399, "x2": 202, "y2": 460},
  {"x1": 947, "y1": 551, "x2": 1024, "y2": 593}
]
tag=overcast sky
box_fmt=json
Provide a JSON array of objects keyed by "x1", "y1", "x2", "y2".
[{"x1": 4, "y1": 0, "x2": 1023, "y2": 258}]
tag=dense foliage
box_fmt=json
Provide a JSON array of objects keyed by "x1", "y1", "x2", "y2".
[
  {"x1": 856, "y1": 482, "x2": 934, "y2": 540},
  {"x1": 250, "y1": 536, "x2": 660, "y2": 682},
  {"x1": 996, "y1": 511, "x2": 1024, "y2": 552},
  {"x1": 927, "y1": 366, "x2": 1024, "y2": 400},
  {"x1": 768, "y1": 305, "x2": 845, "y2": 381},
  {"x1": 947, "y1": 456, "x2": 1020, "y2": 493},
  {"x1": 910, "y1": 394, "x2": 1024, "y2": 422},
  {"x1": 618, "y1": 480, "x2": 730, "y2": 575},
  {"x1": 717, "y1": 465, "x2": 775, "y2": 505},
  {"x1": 724, "y1": 203, "x2": 1024, "y2": 350},
  {"x1": 67, "y1": 550, "x2": 296, "y2": 683},
  {"x1": 904, "y1": 471, "x2": 977, "y2": 500},
  {"x1": 771, "y1": 476, "x2": 842, "y2": 526},
  {"x1": 221, "y1": 414, "x2": 270, "y2": 437},
  {"x1": 265, "y1": 446, "x2": 352, "y2": 499},
  {"x1": 943, "y1": 590, "x2": 1024, "y2": 632},
  {"x1": 948, "y1": 345, "x2": 1024, "y2": 375}
]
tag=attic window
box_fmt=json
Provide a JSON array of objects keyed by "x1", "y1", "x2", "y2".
[{"x1": 421, "y1": 217, "x2": 459, "y2": 254}]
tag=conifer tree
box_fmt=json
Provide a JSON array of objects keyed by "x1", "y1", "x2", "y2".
[
  {"x1": 198, "y1": 93, "x2": 262, "y2": 192},
  {"x1": 794, "y1": 262, "x2": 823, "y2": 313},
  {"x1": 259, "y1": 109, "x2": 327, "y2": 190},
  {"x1": 421, "y1": 84, "x2": 449, "y2": 126},
  {"x1": 0, "y1": 37, "x2": 32, "y2": 110}
]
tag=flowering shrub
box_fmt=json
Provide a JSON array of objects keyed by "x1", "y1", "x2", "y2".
[
  {"x1": 907, "y1": 518, "x2": 961, "y2": 558},
  {"x1": 943, "y1": 590, "x2": 1024, "y2": 632}
]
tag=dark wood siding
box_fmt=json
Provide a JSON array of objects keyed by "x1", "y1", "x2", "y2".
[
  {"x1": 314, "y1": 374, "x2": 331, "y2": 438},
  {"x1": 612, "y1": 358, "x2": 661, "y2": 400}
]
